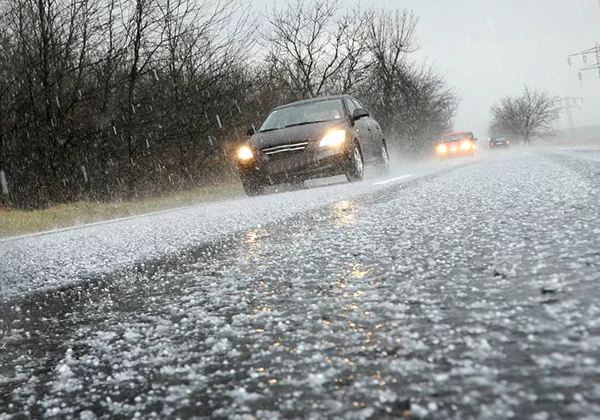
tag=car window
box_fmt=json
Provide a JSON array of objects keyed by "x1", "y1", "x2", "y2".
[
  {"x1": 346, "y1": 98, "x2": 358, "y2": 115},
  {"x1": 441, "y1": 133, "x2": 468, "y2": 142},
  {"x1": 351, "y1": 98, "x2": 364, "y2": 110},
  {"x1": 259, "y1": 99, "x2": 346, "y2": 132}
]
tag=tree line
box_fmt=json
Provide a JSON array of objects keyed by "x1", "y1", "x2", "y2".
[{"x1": 0, "y1": 0, "x2": 459, "y2": 209}]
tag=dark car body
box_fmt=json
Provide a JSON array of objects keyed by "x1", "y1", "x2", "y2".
[
  {"x1": 489, "y1": 136, "x2": 510, "y2": 148},
  {"x1": 235, "y1": 95, "x2": 389, "y2": 196},
  {"x1": 435, "y1": 131, "x2": 476, "y2": 158}
]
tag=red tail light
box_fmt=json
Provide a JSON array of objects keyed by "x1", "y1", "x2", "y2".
[{"x1": 506, "y1": 140, "x2": 510, "y2": 144}]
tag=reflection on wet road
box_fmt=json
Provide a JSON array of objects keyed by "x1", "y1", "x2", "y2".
[
  {"x1": 333, "y1": 200, "x2": 358, "y2": 227},
  {"x1": 1, "y1": 149, "x2": 600, "y2": 419}
]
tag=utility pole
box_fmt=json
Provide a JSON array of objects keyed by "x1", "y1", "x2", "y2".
[{"x1": 558, "y1": 97, "x2": 583, "y2": 141}]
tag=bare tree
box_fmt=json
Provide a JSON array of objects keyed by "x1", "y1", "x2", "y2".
[
  {"x1": 333, "y1": 7, "x2": 371, "y2": 93},
  {"x1": 262, "y1": 0, "x2": 364, "y2": 99},
  {"x1": 489, "y1": 86, "x2": 560, "y2": 145},
  {"x1": 355, "y1": 8, "x2": 458, "y2": 155},
  {"x1": 0, "y1": 0, "x2": 257, "y2": 207},
  {"x1": 0, "y1": 0, "x2": 461, "y2": 208},
  {"x1": 0, "y1": 0, "x2": 111, "y2": 205},
  {"x1": 155, "y1": 0, "x2": 255, "y2": 179},
  {"x1": 259, "y1": 1, "x2": 459, "y2": 155},
  {"x1": 366, "y1": 7, "x2": 419, "y2": 87},
  {"x1": 121, "y1": 0, "x2": 162, "y2": 196}
]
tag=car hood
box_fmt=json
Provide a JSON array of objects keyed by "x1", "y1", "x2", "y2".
[{"x1": 251, "y1": 121, "x2": 347, "y2": 149}]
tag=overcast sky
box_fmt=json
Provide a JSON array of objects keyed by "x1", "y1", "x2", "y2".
[{"x1": 256, "y1": 0, "x2": 600, "y2": 137}]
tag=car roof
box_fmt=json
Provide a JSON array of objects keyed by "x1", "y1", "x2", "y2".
[{"x1": 273, "y1": 95, "x2": 353, "y2": 110}]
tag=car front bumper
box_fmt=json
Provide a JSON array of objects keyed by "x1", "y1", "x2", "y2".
[{"x1": 237, "y1": 143, "x2": 351, "y2": 185}]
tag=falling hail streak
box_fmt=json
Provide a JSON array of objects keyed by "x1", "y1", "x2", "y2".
[
  {"x1": 80, "y1": 165, "x2": 88, "y2": 183},
  {"x1": 0, "y1": 171, "x2": 8, "y2": 194}
]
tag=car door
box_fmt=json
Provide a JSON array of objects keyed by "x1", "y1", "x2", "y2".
[
  {"x1": 348, "y1": 98, "x2": 375, "y2": 161},
  {"x1": 368, "y1": 118, "x2": 384, "y2": 160}
]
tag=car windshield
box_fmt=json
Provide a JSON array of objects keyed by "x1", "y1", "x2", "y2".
[
  {"x1": 492, "y1": 137, "x2": 506, "y2": 141},
  {"x1": 259, "y1": 99, "x2": 346, "y2": 132},
  {"x1": 441, "y1": 133, "x2": 468, "y2": 142}
]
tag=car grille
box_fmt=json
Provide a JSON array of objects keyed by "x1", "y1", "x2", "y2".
[{"x1": 261, "y1": 142, "x2": 308, "y2": 158}]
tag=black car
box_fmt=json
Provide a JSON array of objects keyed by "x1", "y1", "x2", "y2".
[
  {"x1": 489, "y1": 136, "x2": 510, "y2": 148},
  {"x1": 235, "y1": 95, "x2": 390, "y2": 196}
]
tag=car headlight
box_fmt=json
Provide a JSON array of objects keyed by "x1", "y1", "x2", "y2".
[
  {"x1": 436, "y1": 144, "x2": 447, "y2": 154},
  {"x1": 237, "y1": 145, "x2": 254, "y2": 160},
  {"x1": 461, "y1": 140, "x2": 472, "y2": 150},
  {"x1": 319, "y1": 130, "x2": 346, "y2": 148}
]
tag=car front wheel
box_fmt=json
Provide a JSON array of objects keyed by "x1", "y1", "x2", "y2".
[{"x1": 345, "y1": 142, "x2": 364, "y2": 182}]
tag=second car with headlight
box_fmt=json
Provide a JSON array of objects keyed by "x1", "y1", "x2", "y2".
[
  {"x1": 235, "y1": 95, "x2": 390, "y2": 196},
  {"x1": 435, "y1": 131, "x2": 476, "y2": 158}
]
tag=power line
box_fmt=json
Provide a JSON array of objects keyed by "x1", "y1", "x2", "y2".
[{"x1": 568, "y1": 43, "x2": 600, "y2": 82}]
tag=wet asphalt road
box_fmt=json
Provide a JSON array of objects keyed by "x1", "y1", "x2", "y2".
[{"x1": 1, "y1": 147, "x2": 600, "y2": 419}]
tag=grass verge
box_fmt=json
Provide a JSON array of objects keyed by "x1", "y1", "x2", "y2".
[{"x1": 0, "y1": 183, "x2": 243, "y2": 239}]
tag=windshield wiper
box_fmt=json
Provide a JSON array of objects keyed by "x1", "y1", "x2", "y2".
[
  {"x1": 284, "y1": 120, "x2": 330, "y2": 128},
  {"x1": 259, "y1": 120, "x2": 332, "y2": 132}
]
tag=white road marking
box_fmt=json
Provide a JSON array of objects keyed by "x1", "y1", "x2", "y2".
[{"x1": 372, "y1": 174, "x2": 413, "y2": 185}]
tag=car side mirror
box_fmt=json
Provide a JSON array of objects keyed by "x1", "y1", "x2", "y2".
[
  {"x1": 352, "y1": 108, "x2": 369, "y2": 121},
  {"x1": 247, "y1": 127, "x2": 255, "y2": 136}
]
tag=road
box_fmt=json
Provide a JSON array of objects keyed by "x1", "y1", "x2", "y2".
[{"x1": 1, "y1": 147, "x2": 600, "y2": 419}]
